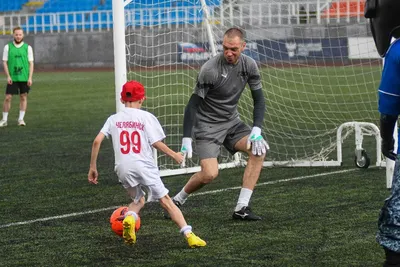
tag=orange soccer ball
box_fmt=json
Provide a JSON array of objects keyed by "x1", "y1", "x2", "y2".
[{"x1": 110, "y1": 206, "x2": 141, "y2": 236}]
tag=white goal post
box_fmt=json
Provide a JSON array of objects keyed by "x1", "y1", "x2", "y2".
[{"x1": 112, "y1": 0, "x2": 387, "y2": 177}]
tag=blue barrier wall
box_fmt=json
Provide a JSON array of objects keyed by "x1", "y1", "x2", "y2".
[
  {"x1": 0, "y1": 27, "x2": 364, "y2": 70},
  {"x1": 178, "y1": 38, "x2": 348, "y2": 64}
]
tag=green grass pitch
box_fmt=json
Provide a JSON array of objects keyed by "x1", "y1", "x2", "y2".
[{"x1": 0, "y1": 69, "x2": 390, "y2": 266}]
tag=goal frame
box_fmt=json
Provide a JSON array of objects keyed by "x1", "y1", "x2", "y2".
[
  {"x1": 112, "y1": 0, "x2": 386, "y2": 178},
  {"x1": 112, "y1": 0, "x2": 246, "y2": 177}
]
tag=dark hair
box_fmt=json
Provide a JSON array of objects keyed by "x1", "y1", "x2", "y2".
[{"x1": 224, "y1": 27, "x2": 245, "y2": 41}]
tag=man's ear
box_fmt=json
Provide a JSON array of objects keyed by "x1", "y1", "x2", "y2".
[{"x1": 241, "y1": 41, "x2": 247, "y2": 52}]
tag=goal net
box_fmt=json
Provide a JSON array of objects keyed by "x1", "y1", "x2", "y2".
[{"x1": 113, "y1": 0, "x2": 382, "y2": 176}]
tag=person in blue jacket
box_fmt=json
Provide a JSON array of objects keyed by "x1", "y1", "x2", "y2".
[{"x1": 366, "y1": 0, "x2": 400, "y2": 265}]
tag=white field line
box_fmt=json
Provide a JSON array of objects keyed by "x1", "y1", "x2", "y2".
[{"x1": 0, "y1": 168, "x2": 356, "y2": 229}]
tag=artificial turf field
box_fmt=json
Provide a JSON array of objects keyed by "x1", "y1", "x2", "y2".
[{"x1": 0, "y1": 68, "x2": 390, "y2": 266}]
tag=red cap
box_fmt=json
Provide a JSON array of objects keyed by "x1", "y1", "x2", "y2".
[{"x1": 121, "y1": 80, "x2": 145, "y2": 102}]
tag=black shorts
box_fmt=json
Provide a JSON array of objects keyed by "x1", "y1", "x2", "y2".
[{"x1": 6, "y1": 82, "x2": 30, "y2": 95}]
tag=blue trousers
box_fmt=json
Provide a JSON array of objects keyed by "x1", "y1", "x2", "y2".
[{"x1": 378, "y1": 156, "x2": 400, "y2": 252}]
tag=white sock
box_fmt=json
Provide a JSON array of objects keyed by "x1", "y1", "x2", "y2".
[
  {"x1": 124, "y1": 211, "x2": 138, "y2": 221},
  {"x1": 18, "y1": 111, "x2": 25, "y2": 121},
  {"x1": 174, "y1": 188, "x2": 189, "y2": 204},
  {"x1": 235, "y1": 188, "x2": 253, "y2": 212},
  {"x1": 2, "y1": 112, "x2": 8, "y2": 121},
  {"x1": 180, "y1": 225, "x2": 192, "y2": 236}
]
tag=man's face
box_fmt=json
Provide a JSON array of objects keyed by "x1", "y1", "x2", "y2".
[
  {"x1": 222, "y1": 35, "x2": 246, "y2": 64},
  {"x1": 13, "y1": 29, "x2": 24, "y2": 44}
]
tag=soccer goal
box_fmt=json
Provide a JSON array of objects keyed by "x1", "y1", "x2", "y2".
[{"x1": 112, "y1": 0, "x2": 386, "y2": 177}]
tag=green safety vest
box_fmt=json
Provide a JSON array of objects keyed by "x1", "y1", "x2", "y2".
[{"x1": 8, "y1": 42, "x2": 29, "y2": 82}]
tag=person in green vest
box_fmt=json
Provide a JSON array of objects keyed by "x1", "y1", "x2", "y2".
[{"x1": 0, "y1": 26, "x2": 34, "y2": 127}]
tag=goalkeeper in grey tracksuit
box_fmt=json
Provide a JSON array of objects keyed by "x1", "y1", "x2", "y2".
[{"x1": 167, "y1": 27, "x2": 269, "y2": 221}]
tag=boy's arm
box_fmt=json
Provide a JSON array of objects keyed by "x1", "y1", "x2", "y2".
[
  {"x1": 152, "y1": 140, "x2": 184, "y2": 164},
  {"x1": 88, "y1": 132, "x2": 105, "y2": 184}
]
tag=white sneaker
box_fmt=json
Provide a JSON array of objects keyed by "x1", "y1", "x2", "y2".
[
  {"x1": 18, "y1": 120, "x2": 26, "y2": 126},
  {"x1": 0, "y1": 120, "x2": 7, "y2": 127}
]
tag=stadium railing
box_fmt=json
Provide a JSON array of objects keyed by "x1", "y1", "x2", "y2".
[{"x1": 0, "y1": 0, "x2": 366, "y2": 34}]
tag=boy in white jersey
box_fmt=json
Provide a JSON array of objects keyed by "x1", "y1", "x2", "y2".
[{"x1": 88, "y1": 80, "x2": 206, "y2": 248}]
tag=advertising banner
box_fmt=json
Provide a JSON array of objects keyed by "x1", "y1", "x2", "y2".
[
  {"x1": 177, "y1": 41, "x2": 260, "y2": 63},
  {"x1": 177, "y1": 38, "x2": 348, "y2": 63},
  {"x1": 256, "y1": 38, "x2": 348, "y2": 62},
  {"x1": 177, "y1": 42, "x2": 212, "y2": 62}
]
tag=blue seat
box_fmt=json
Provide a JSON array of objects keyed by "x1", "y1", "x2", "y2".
[
  {"x1": 0, "y1": 0, "x2": 28, "y2": 12},
  {"x1": 24, "y1": 0, "x2": 221, "y2": 31},
  {"x1": 98, "y1": 2, "x2": 112, "y2": 11},
  {"x1": 36, "y1": 0, "x2": 99, "y2": 13}
]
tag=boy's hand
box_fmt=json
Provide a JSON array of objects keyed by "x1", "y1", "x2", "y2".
[
  {"x1": 173, "y1": 152, "x2": 184, "y2": 165},
  {"x1": 88, "y1": 168, "x2": 98, "y2": 184}
]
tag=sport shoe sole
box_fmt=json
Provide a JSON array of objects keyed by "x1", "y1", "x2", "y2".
[
  {"x1": 122, "y1": 216, "x2": 136, "y2": 245},
  {"x1": 232, "y1": 206, "x2": 262, "y2": 221}
]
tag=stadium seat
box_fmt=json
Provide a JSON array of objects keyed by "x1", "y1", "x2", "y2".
[
  {"x1": 23, "y1": 0, "x2": 221, "y2": 31},
  {"x1": 0, "y1": 0, "x2": 29, "y2": 12},
  {"x1": 321, "y1": 0, "x2": 365, "y2": 18},
  {"x1": 36, "y1": 0, "x2": 99, "y2": 13}
]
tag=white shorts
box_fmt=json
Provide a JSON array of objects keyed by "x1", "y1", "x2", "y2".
[
  {"x1": 116, "y1": 162, "x2": 161, "y2": 188},
  {"x1": 125, "y1": 182, "x2": 169, "y2": 203},
  {"x1": 115, "y1": 162, "x2": 168, "y2": 202}
]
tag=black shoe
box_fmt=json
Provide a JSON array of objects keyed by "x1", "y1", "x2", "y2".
[
  {"x1": 232, "y1": 206, "x2": 262, "y2": 221},
  {"x1": 384, "y1": 248, "x2": 400, "y2": 267},
  {"x1": 163, "y1": 199, "x2": 182, "y2": 220}
]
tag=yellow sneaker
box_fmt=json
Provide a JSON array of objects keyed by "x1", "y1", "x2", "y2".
[
  {"x1": 186, "y1": 232, "x2": 206, "y2": 248},
  {"x1": 122, "y1": 215, "x2": 136, "y2": 245}
]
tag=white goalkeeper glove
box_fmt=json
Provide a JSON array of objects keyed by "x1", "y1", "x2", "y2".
[
  {"x1": 246, "y1": 126, "x2": 269, "y2": 156},
  {"x1": 180, "y1": 137, "x2": 193, "y2": 167}
]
